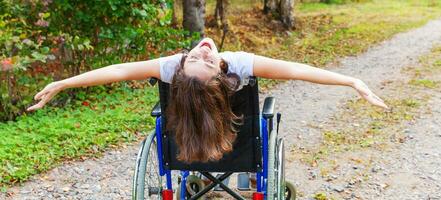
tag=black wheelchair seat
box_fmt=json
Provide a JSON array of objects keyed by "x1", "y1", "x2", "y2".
[{"x1": 155, "y1": 77, "x2": 262, "y2": 172}]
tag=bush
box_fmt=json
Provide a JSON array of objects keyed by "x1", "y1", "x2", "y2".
[{"x1": 0, "y1": 0, "x2": 194, "y2": 121}]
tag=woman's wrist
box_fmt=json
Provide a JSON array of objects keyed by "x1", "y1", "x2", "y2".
[
  {"x1": 57, "y1": 80, "x2": 69, "y2": 90},
  {"x1": 347, "y1": 77, "x2": 361, "y2": 88}
]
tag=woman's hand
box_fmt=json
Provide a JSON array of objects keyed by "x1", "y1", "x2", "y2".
[
  {"x1": 27, "y1": 81, "x2": 66, "y2": 111},
  {"x1": 352, "y1": 79, "x2": 388, "y2": 109}
]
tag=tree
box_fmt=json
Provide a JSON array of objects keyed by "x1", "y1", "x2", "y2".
[
  {"x1": 183, "y1": 0, "x2": 206, "y2": 37},
  {"x1": 264, "y1": 0, "x2": 295, "y2": 29},
  {"x1": 214, "y1": 0, "x2": 229, "y2": 51},
  {"x1": 215, "y1": 0, "x2": 228, "y2": 28},
  {"x1": 280, "y1": 0, "x2": 295, "y2": 29}
]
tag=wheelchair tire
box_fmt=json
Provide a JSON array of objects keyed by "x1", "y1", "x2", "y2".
[
  {"x1": 267, "y1": 130, "x2": 278, "y2": 200},
  {"x1": 132, "y1": 131, "x2": 164, "y2": 200},
  {"x1": 276, "y1": 138, "x2": 285, "y2": 200},
  {"x1": 284, "y1": 181, "x2": 296, "y2": 200},
  {"x1": 176, "y1": 175, "x2": 206, "y2": 200}
]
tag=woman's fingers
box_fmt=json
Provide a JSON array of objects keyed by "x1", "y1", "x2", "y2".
[
  {"x1": 353, "y1": 80, "x2": 389, "y2": 109},
  {"x1": 373, "y1": 94, "x2": 386, "y2": 105},
  {"x1": 27, "y1": 91, "x2": 57, "y2": 111},
  {"x1": 365, "y1": 93, "x2": 388, "y2": 109},
  {"x1": 27, "y1": 102, "x2": 43, "y2": 111},
  {"x1": 370, "y1": 92, "x2": 388, "y2": 109},
  {"x1": 27, "y1": 99, "x2": 45, "y2": 111},
  {"x1": 27, "y1": 96, "x2": 47, "y2": 111},
  {"x1": 359, "y1": 90, "x2": 388, "y2": 109},
  {"x1": 28, "y1": 81, "x2": 65, "y2": 111},
  {"x1": 34, "y1": 90, "x2": 47, "y2": 100}
]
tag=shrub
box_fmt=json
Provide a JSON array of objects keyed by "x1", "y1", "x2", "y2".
[{"x1": 0, "y1": 0, "x2": 194, "y2": 121}]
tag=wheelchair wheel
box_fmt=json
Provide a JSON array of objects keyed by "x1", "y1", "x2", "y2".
[
  {"x1": 276, "y1": 138, "x2": 285, "y2": 200},
  {"x1": 284, "y1": 181, "x2": 296, "y2": 200},
  {"x1": 268, "y1": 132, "x2": 288, "y2": 200},
  {"x1": 176, "y1": 175, "x2": 206, "y2": 200},
  {"x1": 132, "y1": 131, "x2": 164, "y2": 200},
  {"x1": 267, "y1": 130, "x2": 278, "y2": 200}
]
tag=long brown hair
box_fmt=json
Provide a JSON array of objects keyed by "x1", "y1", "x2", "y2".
[{"x1": 166, "y1": 55, "x2": 242, "y2": 163}]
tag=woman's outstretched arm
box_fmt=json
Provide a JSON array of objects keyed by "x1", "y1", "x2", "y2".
[
  {"x1": 27, "y1": 59, "x2": 161, "y2": 111},
  {"x1": 253, "y1": 55, "x2": 388, "y2": 109}
]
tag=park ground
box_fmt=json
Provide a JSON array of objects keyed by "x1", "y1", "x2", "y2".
[{"x1": 1, "y1": 0, "x2": 441, "y2": 199}]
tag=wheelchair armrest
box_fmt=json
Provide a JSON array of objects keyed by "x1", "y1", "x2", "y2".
[
  {"x1": 151, "y1": 102, "x2": 161, "y2": 117},
  {"x1": 262, "y1": 97, "x2": 275, "y2": 119}
]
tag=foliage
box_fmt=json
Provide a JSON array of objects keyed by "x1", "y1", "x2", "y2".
[{"x1": 0, "y1": 0, "x2": 193, "y2": 121}]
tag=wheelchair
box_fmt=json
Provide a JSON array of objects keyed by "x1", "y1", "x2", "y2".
[{"x1": 132, "y1": 77, "x2": 296, "y2": 200}]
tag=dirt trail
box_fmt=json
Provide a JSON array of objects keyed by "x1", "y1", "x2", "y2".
[
  {"x1": 265, "y1": 18, "x2": 441, "y2": 199},
  {"x1": 353, "y1": 93, "x2": 441, "y2": 199},
  {"x1": 2, "y1": 19, "x2": 441, "y2": 200}
]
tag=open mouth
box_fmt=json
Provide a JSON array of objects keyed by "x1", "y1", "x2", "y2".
[{"x1": 200, "y1": 42, "x2": 212, "y2": 50}]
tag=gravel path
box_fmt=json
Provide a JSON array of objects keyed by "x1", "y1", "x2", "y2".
[
  {"x1": 353, "y1": 93, "x2": 441, "y2": 200},
  {"x1": 2, "y1": 18, "x2": 441, "y2": 200},
  {"x1": 268, "y1": 18, "x2": 441, "y2": 199},
  {"x1": 3, "y1": 145, "x2": 139, "y2": 200}
]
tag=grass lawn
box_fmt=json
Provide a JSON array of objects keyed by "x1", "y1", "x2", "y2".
[
  {"x1": 1, "y1": 0, "x2": 441, "y2": 188},
  {"x1": 0, "y1": 86, "x2": 157, "y2": 186}
]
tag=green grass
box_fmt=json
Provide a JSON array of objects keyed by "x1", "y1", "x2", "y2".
[
  {"x1": 0, "y1": 85, "x2": 158, "y2": 186},
  {"x1": 408, "y1": 45, "x2": 441, "y2": 89},
  {"x1": 409, "y1": 79, "x2": 439, "y2": 88}
]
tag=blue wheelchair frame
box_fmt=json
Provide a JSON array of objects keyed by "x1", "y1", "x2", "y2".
[{"x1": 153, "y1": 115, "x2": 272, "y2": 199}]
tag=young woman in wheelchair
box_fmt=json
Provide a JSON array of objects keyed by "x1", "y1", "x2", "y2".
[{"x1": 28, "y1": 37, "x2": 388, "y2": 164}]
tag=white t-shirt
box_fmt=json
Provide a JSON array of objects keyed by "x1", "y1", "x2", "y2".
[{"x1": 158, "y1": 51, "x2": 255, "y2": 88}]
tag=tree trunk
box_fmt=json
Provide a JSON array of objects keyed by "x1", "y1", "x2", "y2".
[
  {"x1": 280, "y1": 0, "x2": 294, "y2": 29},
  {"x1": 214, "y1": 0, "x2": 229, "y2": 51},
  {"x1": 183, "y1": 0, "x2": 205, "y2": 37},
  {"x1": 171, "y1": 0, "x2": 180, "y2": 27},
  {"x1": 265, "y1": 0, "x2": 279, "y2": 14},
  {"x1": 215, "y1": 0, "x2": 228, "y2": 27},
  {"x1": 263, "y1": 0, "x2": 295, "y2": 29},
  {"x1": 263, "y1": 0, "x2": 270, "y2": 14}
]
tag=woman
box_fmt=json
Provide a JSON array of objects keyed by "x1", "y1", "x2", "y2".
[{"x1": 28, "y1": 37, "x2": 388, "y2": 163}]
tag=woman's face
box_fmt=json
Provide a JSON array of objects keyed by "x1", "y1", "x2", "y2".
[{"x1": 183, "y1": 38, "x2": 222, "y2": 81}]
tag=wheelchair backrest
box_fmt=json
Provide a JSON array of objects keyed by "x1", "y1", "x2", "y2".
[{"x1": 157, "y1": 77, "x2": 262, "y2": 172}]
